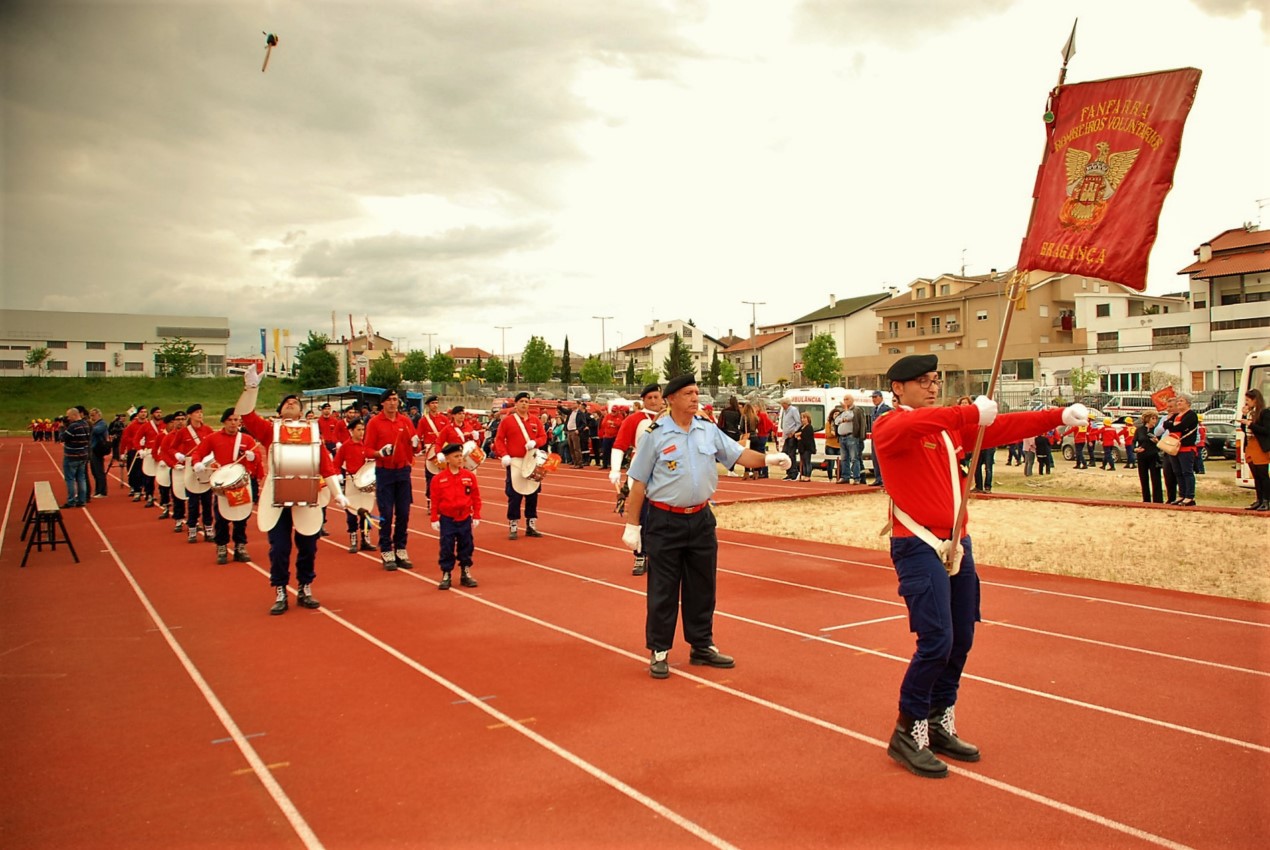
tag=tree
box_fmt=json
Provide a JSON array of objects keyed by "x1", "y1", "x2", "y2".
[
  {"x1": 579, "y1": 355, "x2": 610, "y2": 385},
  {"x1": 399, "y1": 349, "x2": 430, "y2": 381},
  {"x1": 707, "y1": 348, "x2": 721, "y2": 390},
  {"x1": 154, "y1": 337, "x2": 203, "y2": 378},
  {"x1": 661, "y1": 333, "x2": 695, "y2": 381},
  {"x1": 367, "y1": 351, "x2": 401, "y2": 392},
  {"x1": 484, "y1": 355, "x2": 507, "y2": 384},
  {"x1": 429, "y1": 350, "x2": 456, "y2": 382},
  {"x1": 1068, "y1": 366, "x2": 1100, "y2": 397},
  {"x1": 801, "y1": 333, "x2": 841, "y2": 386},
  {"x1": 719, "y1": 359, "x2": 737, "y2": 388},
  {"x1": 297, "y1": 348, "x2": 339, "y2": 389},
  {"x1": 507, "y1": 356, "x2": 517, "y2": 383},
  {"x1": 1149, "y1": 370, "x2": 1179, "y2": 391},
  {"x1": 520, "y1": 336, "x2": 554, "y2": 383},
  {"x1": 560, "y1": 337, "x2": 572, "y2": 386},
  {"x1": 296, "y1": 331, "x2": 330, "y2": 360},
  {"x1": 459, "y1": 359, "x2": 483, "y2": 381},
  {"x1": 638, "y1": 367, "x2": 660, "y2": 387},
  {"x1": 25, "y1": 346, "x2": 51, "y2": 372},
  {"x1": 625, "y1": 358, "x2": 636, "y2": 387}
]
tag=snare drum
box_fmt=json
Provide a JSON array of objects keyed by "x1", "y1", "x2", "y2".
[
  {"x1": 210, "y1": 462, "x2": 254, "y2": 521},
  {"x1": 343, "y1": 460, "x2": 377, "y2": 513},
  {"x1": 352, "y1": 461, "x2": 376, "y2": 492},
  {"x1": 211, "y1": 462, "x2": 250, "y2": 496},
  {"x1": 462, "y1": 440, "x2": 486, "y2": 470}
]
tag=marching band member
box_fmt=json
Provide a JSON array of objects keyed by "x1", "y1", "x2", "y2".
[
  {"x1": 494, "y1": 392, "x2": 548, "y2": 539},
  {"x1": 871, "y1": 354, "x2": 1087, "y2": 779},
  {"x1": 190, "y1": 408, "x2": 260, "y2": 565},
  {"x1": 136, "y1": 406, "x2": 164, "y2": 507},
  {"x1": 609, "y1": 383, "x2": 664, "y2": 576},
  {"x1": 235, "y1": 367, "x2": 347, "y2": 615},
  {"x1": 429, "y1": 442, "x2": 482, "y2": 590},
  {"x1": 414, "y1": 394, "x2": 450, "y2": 504},
  {"x1": 335, "y1": 419, "x2": 378, "y2": 553},
  {"x1": 316, "y1": 402, "x2": 349, "y2": 455},
  {"x1": 364, "y1": 388, "x2": 419, "y2": 571},
  {"x1": 168, "y1": 404, "x2": 215, "y2": 543},
  {"x1": 154, "y1": 411, "x2": 186, "y2": 520},
  {"x1": 120, "y1": 407, "x2": 148, "y2": 500}
]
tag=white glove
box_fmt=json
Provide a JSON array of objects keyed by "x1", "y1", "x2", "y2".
[
  {"x1": 411, "y1": 434, "x2": 420, "y2": 449},
  {"x1": 333, "y1": 492, "x2": 349, "y2": 509},
  {"x1": 622, "y1": 524, "x2": 642, "y2": 551},
  {"x1": 431, "y1": 521, "x2": 440, "y2": 531},
  {"x1": 472, "y1": 519, "x2": 480, "y2": 528},
  {"x1": 244, "y1": 364, "x2": 261, "y2": 388},
  {"x1": 525, "y1": 440, "x2": 536, "y2": 452},
  {"x1": 973, "y1": 395, "x2": 999, "y2": 427},
  {"x1": 378, "y1": 444, "x2": 394, "y2": 458},
  {"x1": 244, "y1": 449, "x2": 256, "y2": 463},
  {"x1": 765, "y1": 453, "x2": 792, "y2": 470},
  {"x1": 174, "y1": 452, "x2": 186, "y2": 463},
  {"x1": 335, "y1": 442, "x2": 342, "y2": 453},
  {"x1": 193, "y1": 462, "x2": 207, "y2": 474},
  {"x1": 501, "y1": 454, "x2": 513, "y2": 468},
  {"x1": 608, "y1": 467, "x2": 622, "y2": 487},
  {"x1": 1062, "y1": 403, "x2": 1090, "y2": 428}
]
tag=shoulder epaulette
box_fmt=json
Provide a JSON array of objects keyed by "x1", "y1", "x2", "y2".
[{"x1": 647, "y1": 421, "x2": 661, "y2": 432}]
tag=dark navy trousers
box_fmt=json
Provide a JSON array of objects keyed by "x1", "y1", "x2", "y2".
[
  {"x1": 267, "y1": 508, "x2": 318, "y2": 587},
  {"x1": 438, "y1": 515, "x2": 474, "y2": 572},
  {"x1": 375, "y1": 467, "x2": 413, "y2": 552}
]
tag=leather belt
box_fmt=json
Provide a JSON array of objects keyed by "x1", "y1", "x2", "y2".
[{"x1": 649, "y1": 500, "x2": 709, "y2": 515}]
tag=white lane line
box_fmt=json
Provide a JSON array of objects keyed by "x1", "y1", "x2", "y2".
[
  {"x1": 325, "y1": 542, "x2": 1195, "y2": 850},
  {"x1": 81, "y1": 510, "x2": 325, "y2": 850},
  {"x1": 820, "y1": 615, "x2": 906, "y2": 632},
  {"x1": 238, "y1": 556, "x2": 739, "y2": 850},
  {"x1": 387, "y1": 529, "x2": 1270, "y2": 754},
  {"x1": 0, "y1": 442, "x2": 24, "y2": 558}
]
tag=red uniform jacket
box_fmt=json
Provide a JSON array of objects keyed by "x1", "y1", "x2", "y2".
[
  {"x1": 429, "y1": 467, "x2": 482, "y2": 523},
  {"x1": 190, "y1": 429, "x2": 261, "y2": 472},
  {"x1": 612, "y1": 410, "x2": 656, "y2": 454},
  {"x1": 317, "y1": 414, "x2": 350, "y2": 447},
  {"x1": 599, "y1": 412, "x2": 623, "y2": 439},
  {"x1": 336, "y1": 441, "x2": 377, "y2": 476},
  {"x1": 156, "y1": 428, "x2": 181, "y2": 467},
  {"x1": 364, "y1": 412, "x2": 416, "y2": 470},
  {"x1": 167, "y1": 423, "x2": 215, "y2": 463},
  {"x1": 415, "y1": 411, "x2": 451, "y2": 445},
  {"x1": 120, "y1": 419, "x2": 146, "y2": 453},
  {"x1": 494, "y1": 413, "x2": 547, "y2": 459},
  {"x1": 873, "y1": 405, "x2": 1064, "y2": 538}
]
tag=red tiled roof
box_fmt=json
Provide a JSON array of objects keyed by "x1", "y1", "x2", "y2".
[
  {"x1": 446, "y1": 347, "x2": 494, "y2": 359},
  {"x1": 618, "y1": 333, "x2": 669, "y2": 352},
  {"x1": 1178, "y1": 250, "x2": 1270, "y2": 278},
  {"x1": 722, "y1": 331, "x2": 792, "y2": 353},
  {"x1": 1200, "y1": 227, "x2": 1270, "y2": 252}
]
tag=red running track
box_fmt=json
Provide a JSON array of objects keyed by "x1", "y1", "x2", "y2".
[{"x1": 2, "y1": 437, "x2": 1267, "y2": 849}]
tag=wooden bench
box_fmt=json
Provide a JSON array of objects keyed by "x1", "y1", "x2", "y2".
[{"x1": 19, "y1": 481, "x2": 79, "y2": 567}]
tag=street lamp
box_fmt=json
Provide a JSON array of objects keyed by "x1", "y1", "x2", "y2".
[
  {"x1": 495, "y1": 326, "x2": 511, "y2": 362},
  {"x1": 593, "y1": 316, "x2": 613, "y2": 364},
  {"x1": 742, "y1": 300, "x2": 765, "y2": 390},
  {"x1": 421, "y1": 332, "x2": 436, "y2": 353}
]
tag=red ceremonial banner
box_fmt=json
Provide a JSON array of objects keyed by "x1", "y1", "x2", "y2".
[
  {"x1": 1151, "y1": 385, "x2": 1176, "y2": 411},
  {"x1": 1018, "y1": 68, "x2": 1201, "y2": 291}
]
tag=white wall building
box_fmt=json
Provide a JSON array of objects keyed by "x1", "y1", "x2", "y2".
[{"x1": 0, "y1": 309, "x2": 231, "y2": 377}]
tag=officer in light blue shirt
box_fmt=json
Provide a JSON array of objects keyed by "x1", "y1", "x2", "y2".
[
  {"x1": 778, "y1": 398, "x2": 801, "y2": 480},
  {"x1": 622, "y1": 373, "x2": 790, "y2": 679}
]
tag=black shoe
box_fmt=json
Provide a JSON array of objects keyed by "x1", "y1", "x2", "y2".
[
  {"x1": 158, "y1": 506, "x2": 170, "y2": 520},
  {"x1": 1178, "y1": 498, "x2": 1196, "y2": 507},
  {"x1": 460, "y1": 568, "x2": 478, "y2": 588},
  {"x1": 233, "y1": 546, "x2": 251, "y2": 563},
  {"x1": 525, "y1": 524, "x2": 542, "y2": 538},
  {"x1": 689, "y1": 646, "x2": 735, "y2": 668},
  {"x1": 60, "y1": 501, "x2": 77, "y2": 509},
  {"x1": 632, "y1": 555, "x2": 646, "y2": 576},
  {"x1": 438, "y1": 572, "x2": 452, "y2": 590},
  {"x1": 649, "y1": 651, "x2": 669, "y2": 679},
  {"x1": 382, "y1": 552, "x2": 398, "y2": 571},
  {"x1": 887, "y1": 713, "x2": 948, "y2": 778},
  {"x1": 360, "y1": 538, "x2": 376, "y2": 551},
  {"x1": 270, "y1": 587, "x2": 288, "y2": 616},
  {"x1": 927, "y1": 706, "x2": 980, "y2": 762},
  {"x1": 395, "y1": 551, "x2": 414, "y2": 570},
  {"x1": 348, "y1": 533, "x2": 359, "y2": 553},
  {"x1": 216, "y1": 545, "x2": 228, "y2": 565},
  {"x1": 319, "y1": 529, "x2": 330, "y2": 538},
  {"x1": 296, "y1": 584, "x2": 320, "y2": 609}
]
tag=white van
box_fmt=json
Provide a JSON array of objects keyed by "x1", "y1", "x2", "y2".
[
  {"x1": 779, "y1": 388, "x2": 876, "y2": 466},
  {"x1": 1102, "y1": 394, "x2": 1156, "y2": 418}
]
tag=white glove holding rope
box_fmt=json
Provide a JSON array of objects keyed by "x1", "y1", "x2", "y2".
[
  {"x1": 621, "y1": 524, "x2": 642, "y2": 552},
  {"x1": 243, "y1": 449, "x2": 256, "y2": 463},
  {"x1": 1062, "y1": 402, "x2": 1090, "y2": 428},
  {"x1": 525, "y1": 440, "x2": 536, "y2": 452},
  {"x1": 973, "y1": 395, "x2": 998, "y2": 427},
  {"x1": 765, "y1": 453, "x2": 792, "y2": 470}
]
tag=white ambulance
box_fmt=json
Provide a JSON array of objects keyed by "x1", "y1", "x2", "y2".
[{"x1": 778, "y1": 387, "x2": 877, "y2": 468}]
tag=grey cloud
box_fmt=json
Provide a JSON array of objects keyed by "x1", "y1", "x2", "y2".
[
  {"x1": 292, "y1": 223, "x2": 553, "y2": 279},
  {"x1": 792, "y1": 0, "x2": 1016, "y2": 46}
]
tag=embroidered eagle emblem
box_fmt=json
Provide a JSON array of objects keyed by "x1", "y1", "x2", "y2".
[{"x1": 1059, "y1": 141, "x2": 1139, "y2": 229}]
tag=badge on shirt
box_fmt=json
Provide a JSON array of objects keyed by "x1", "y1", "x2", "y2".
[{"x1": 665, "y1": 459, "x2": 678, "y2": 471}]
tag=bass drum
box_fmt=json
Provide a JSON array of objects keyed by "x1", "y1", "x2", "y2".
[
  {"x1": 257, "y1": 473, "x2": 324, "y2": 536},
  {"x1": 511, "y1": 451, "x2": 543, "y2": 496},
  {"x1": 170, "y1": 462, "x2": 187, "y2": 499},
  {"x1": 343, "y1": 461, "x2": 376, "y2": 514},
  {"x1": 185, "y1": 459, "x2": 213, "y2": 494}
]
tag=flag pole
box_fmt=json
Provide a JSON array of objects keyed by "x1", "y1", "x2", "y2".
[{"x1": 943, "y1": 19, "x2": 1077, "y2": 572}]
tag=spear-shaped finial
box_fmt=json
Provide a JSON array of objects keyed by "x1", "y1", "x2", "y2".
[{"x1": 1058, "y1": 18, "x2": 1077, "y2": 86}]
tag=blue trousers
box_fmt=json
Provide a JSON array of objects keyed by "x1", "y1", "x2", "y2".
[
  {"x1": 840, "y1": 436, "x2": 861, "y2": 482},
  {"x1": 1175, "y1": 451, "x2": 1196, "y2": 499},
  {"x1": 644, "y1": 506, "x2": 718, "y2": 653},
  {"x1": 375, "y1": 466, "x2": 413, "y2": 552},
  {"x1": 62, "y1": 457, "x2": 88, "y2": 504},
  {"x1": 267, "y1": 508, "x2": 318, "y2": 587},
  {"x1": 503, "y1": 469, "x2": 539, "y2": 520},
  {"x1": 438, "y1": 515, "x2": 474, "y2": 572},
  {"x1": 891, "y1": 535, "x2": 980, "y2": 719}
]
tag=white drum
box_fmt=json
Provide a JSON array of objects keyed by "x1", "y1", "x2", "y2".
[
  {"x1": 343, "y1": 460, "x2": 376, "y2": 513},
  {"x1": 211, "y1": 462, "x2": 253, "y2": 521},
  {"x1": 424, "y1": 445, "x2": 442, "y2": 475},
  {"x1": 184, "y1": 458, "x2": 213, "y2": 494},
  {"x1": 140, "y1": 449, "x2": 157, "y2": 476},
  {"x1": 270, "y1": 424, "x2": 322, "y2": 506},
  {"x1": 462, "y1": 440, "x2": 486, "y2": 471},
  {"x1": 511, "y1": 450, "x2": 556, "y2": 496},
  {"x1": 170, "y1": 462, "x2": 187, "y2": 499},
  {"x1": 257, "y1": 473, "x2": 323, "y2": 535},
  {"x1": 155, "y1": 462, "x2": 172, "y2": 488}
]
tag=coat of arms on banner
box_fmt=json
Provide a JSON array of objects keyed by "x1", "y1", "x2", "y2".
[{"x1": 1059, "y1": 141, "x2": 1140, "y2": 229}]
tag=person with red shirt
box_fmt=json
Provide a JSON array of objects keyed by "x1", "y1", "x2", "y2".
[
  {"x1": 1099, "y1": 418, "x2": 1119, "y2": 470},
  {"x1": 316, "y1": 402, "x2": 350, "y2": 455},
  {"x1": 1064, "y1": 421, "x2": 1088, "y2": 469},
  {"x1": 335, "y1": 419, "x2": 378, "y2": 553},
  {"x1": 120, "y1": 407, "x2": 149, "y2": 500},
  {"x1": 873, "y1": 354, "x2": 1088, "y2": 779},
  {"x1": 414, "y1": 394, "x2": 451, "y2": 505},
  {"x1": 190, "y1": 408, "x2": 261, "y2": 565},
  {"x1": 598, "y1": 406, "x2": 624, "y2": 469},
  {"x1": 429, "y1": 442, "x2": 482, "y2": 590},
  {"x1": 235, "y1": 368, "x2": 347, "y2": 615},
  {"x1": 364, "y1": 388, "x2": 420, "y2": 570},
  {"x1": 153, "y1": 411, "x2": 186, "y2": 520},
  {"x1": 609, "y1": 383, "x2": 665, "y2": 576},
  {"x1": 168, "y1": 404, "x2": 216, "y2": 542},
  {"x1": 494, "y1": 392, "x2": 548, "y2": 539}
]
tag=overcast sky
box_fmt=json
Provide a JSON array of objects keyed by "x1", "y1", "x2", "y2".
[{"x1": 2, "y1": 0, "x2": 1266, "y2": 359}]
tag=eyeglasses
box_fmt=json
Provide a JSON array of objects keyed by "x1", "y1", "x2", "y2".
[{"x1": 912, "y1": 376, "x2": 943, "y2": 389}]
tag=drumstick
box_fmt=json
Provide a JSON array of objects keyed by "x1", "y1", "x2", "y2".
[{"x1": 356, "y1": 508, "x2": 381, "y2": 529}]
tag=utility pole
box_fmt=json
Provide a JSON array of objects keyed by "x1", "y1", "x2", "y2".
[
  {"x1": 593, "y1": 315, "x2": 613, "y2": 364},
  {"x1": 421, "y1": 332, "x2": 436, "y2": 354},
  {"x1": 742, "y1": 300, "x2": 765, "y2": 389},
  {"x1": 495, "y1": 326, "x2": 511, "y2": 363}
]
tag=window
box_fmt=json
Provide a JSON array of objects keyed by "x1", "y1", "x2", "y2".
[
  {"x1": 939, "y1": 284, "x2": 950, "y2": 296},
  {"x1": 976, "y1": 339, "x2": 988, "y2": 348},
  {"x1": 1000, "y1": 359, "x2": 1035, "y2": 380},
  {"x1": 929, "y1": 343, "x2": 943, "y2": 351},
  {"x1": 1038, "y1": 305, "x2": 1049, "y2": 317},
  {"x1": 47, "y1": 340, "x2": 68, "y2": 349},
  {"x1": 1213, "y1": 316, "x2": 1270, "y2": 331},
  {"x1": 930, "y1": 317, "x2": 941, "y2": 333},
  {"x1": 1097, "y1": 331, "x2": 1120, "y2": 353},
  {"x1": 1190, "y1": 371, "x2": 1205, "y2": 392},
  {"x1": 0, "y1": 360, "x2": 22, "y2": 369},
  {"x1": 1095, "y1": 304, "x2": 1111, "y2": 318},
  {"x1": 887, "y1": 321, "x2": 899, "y2": 338},
  {"x1": 916, "y1": 288, "x2": 926, "y2": 299},
  {"x1": 905, "y1": 319, "x2": 916, "y2": 329},
  {"x1": 905, "y1": 345, "x2": 915, "y2": 353},
  {"x1": 1152, "y1": 326, "x2": 1190, "y2": 350},
  {"x1": 48, "y1": 360, "x2": 68, "y2": 371},
  {"x1": 887, "y1": 347, "x2": 900, "y2": 355},
  {"x1": 124, "y1": 362, "x2": 145, "y2": 372},
  {"x1": 1192, "y1": 300, "x2": 1206, "y2": 310},
  {"x1": 86, "y1": 341, "x2": 106, "y2": 350},
  {"x1": 794, "y1": 326, "x2": 812, "y2": 344},
  {"x1": 125, "y1": 342, "x2": 144, "y2": 351},
  {"x1": 682, "y1": 326, "x2": 693, "y2": 339},
  {"x1": 85, "y1": 361, "x2": 106, "y2": 373},
  {"x1": 1039, "y1": 335, "x2": 1050, "y2": 344},
  {"x1": 976, "y1": 310, "x2": 988, "y2": 321}
]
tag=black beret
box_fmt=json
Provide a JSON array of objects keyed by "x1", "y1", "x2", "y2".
[
  {"x1": 424, "y1": 394, "x2": 439, "y2": 405},
  {"x1": 640, "y1": 382, "x2": 661, "y2": 398},
  {"x1": 380, "y1": 388, "x2": 399, "y2": 403},
  {"x1": 185, "y1": 403, "x2": 202, "y2": 415},
  {"x1": 441, "y1": 442, "x2": 463, "y2": 456},
  {"x1": 162, "y1": 413, "x2": 176, "y2": 424},
  {"x1": 221, "y1": 407, "x2": 237, "y2": 423},
  {"x1": 450, "y1": 405, "x2": 465, "y2": 416},
  {"x1": 149, "y1": 406, "x2": 162, "y2": 415},
  {"x1": 514, "y1": 391, "x2": 531, "y2": 402},
  {"x1": 886, "y1": 354, "x2": 939, "y2": 383},
  {"x1": 276, "y1": 394, "x2": 299, "y2": 414},
  {"x1": 319, "y1": 402, "x2": 331, "y2": 409},
  {"x1": 664, "y1": 373, "x2": 697, "y2": 397}
]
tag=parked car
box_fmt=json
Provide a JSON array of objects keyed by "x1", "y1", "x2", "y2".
[
  {"x1": 1200, "y1": 407, "x2": 1237, "y2": 425},
  {"x1": 1202, "y1": 421, "x2": 1238, "y2": 460}
]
